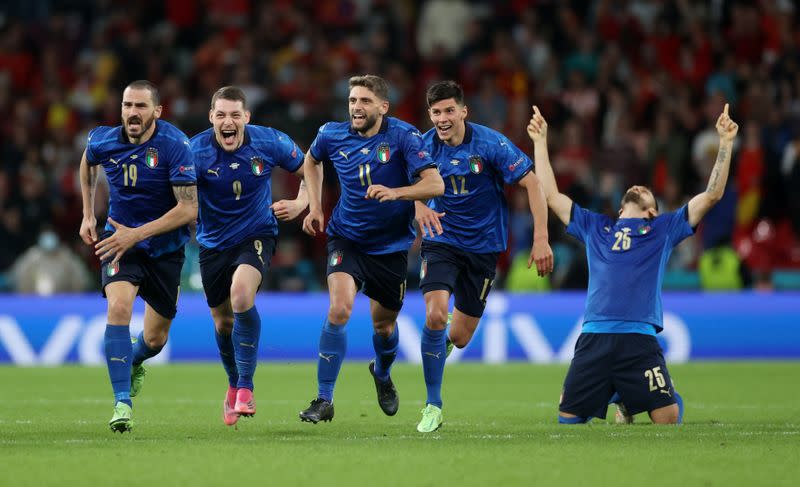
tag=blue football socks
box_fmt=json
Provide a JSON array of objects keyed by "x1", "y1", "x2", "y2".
[
  {"x1": 215, "y1": 330, "x2": 239, "y2": 388},
  {"x1": 131, "y1": 331, "x2": 162, "y2": 366},
  {"x1": 317, "y1": 319, "x2": 347, "y2": 402},
  {"x1": 371, "y1": 325, "x2": 399, "y2": 382},
  {"x1": 421, "y1": 327, "x2": 447, "y2": 408},
  {"x1": 104, "y1": 324, "x2": 133, "y2": 407},
  {"x1": 233, "y1": 306, "x2": 261, "y2": 391}
]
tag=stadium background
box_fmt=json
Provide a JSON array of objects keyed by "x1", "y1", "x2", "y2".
[{"x1": 0, "y1": 0, "x2": 799, "y2": 365}]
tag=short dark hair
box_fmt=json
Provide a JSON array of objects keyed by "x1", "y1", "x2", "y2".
[
  {"x1": 211, "y1": 86, "x2": 248, "y2": 110},
  {"x1": 125, "y1": 80, "x2": 160, "y2": 105},
  {"x1": 426, "y1": 80, "x2": 465, "y2": 107},
  {"x1": 348, "y1": 75, "x2": 390, "y2": 101}
]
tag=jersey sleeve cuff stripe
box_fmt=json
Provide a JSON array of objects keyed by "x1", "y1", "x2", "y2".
[
  {"x1": 170, "y1": 181, "x2": 197, "y2": 186},
  {"x1": 510, "y1": 167, "x2": 532, "y2": 184},
  {"x1": 412, "y1": 163, "x2": 438, "y2": 178}
]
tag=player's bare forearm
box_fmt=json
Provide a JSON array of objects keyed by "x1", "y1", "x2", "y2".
[
  {"x1": 519, "y1": 172, "x2": 549, "y2": 241},
  {"x1": 528, "y1": 106, "x2": 572, "y2": 225},
  {"x1": 394, "y1": 168, "x2": 444, "y2": 201},
  {"x1": 79, "y1": 151, "x2": 99, "y2": 218},
  {"x1": 705, "y1": 139, "x2": 733, "y2": 201},
  {"x1": 688, "y1": 104, "x2": 738, "y2": 227},
  {"x1": 302, "y1": 153, "x2": 324, "y2": 212},
  {"x1": 134, "y1": 185, "x2": 198, "y2": 242}
]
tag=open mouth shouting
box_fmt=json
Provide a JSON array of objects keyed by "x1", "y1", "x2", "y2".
[
  {"x1": 351, "y1": 112, "x2": 367, "y2": 125},
  {"x1": 127, "y1": 117, "x2": 143, "y2": 132},
  {"x1": 436, "y1": 123, "x2": 453, "y2": 138},
  {"x1": 220, "y1": 128, "x2": 237, "y2": 146}
]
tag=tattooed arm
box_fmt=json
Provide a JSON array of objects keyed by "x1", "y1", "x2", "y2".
[
  {"x1": 94, "y1": 184, "x2": 198, "y2": 263},
  {"x1": 687, "y1": 104, "x2": 739, "y2": 227}
]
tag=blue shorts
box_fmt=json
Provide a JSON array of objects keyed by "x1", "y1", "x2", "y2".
[
  {"x1": 101, "y1": 245, "x2": 185, "y2": 320},
  {"x1": 199, "y1": 236, "x2": 276, "y2": 308},
  {"x1": 419, "y1": 241, "x2": 498, "y2": 317},
  {"x1": 559, "y1": 333, "x2": 677, "y2": 418},
  {"x1": 326, "y1": 235, "x2": 408, "y2": 312}
]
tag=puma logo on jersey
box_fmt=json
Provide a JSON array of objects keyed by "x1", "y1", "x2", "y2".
[
  {"x1": 109, "y1": 158, "x2": 119, "y2": 165},
  {"x1": 207, "y1": 168, "x2": 220, "y2": 177},
  {"x1": 319, "y1": 353, "x2": 334, "y2": 362},
  {"x1": 339, "y1": 151, "x2": 349, "y2": 160},
  {"x1": 110, "y1": 356, "x2": 127, "y2": 363},
  {"x1": 659, "y1": 389, "x2": 672, "y2": 397},
  {"x1": 424, "y1": 351, "x2": 442, "y2": 359}
]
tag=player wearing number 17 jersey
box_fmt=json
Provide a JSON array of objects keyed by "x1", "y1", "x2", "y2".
[
  {"x1": 528, "y1": 104, "x2": 739, "y2": 424},
  {"x1": 191, "y1": 86, "x2": 306, "y2": 426},
  {"x1": 298, "y1": 75, "x2": 444, "y2": 424},
  {"x1": 412, "y1": 81, "x2": 553, "y2": 432}
]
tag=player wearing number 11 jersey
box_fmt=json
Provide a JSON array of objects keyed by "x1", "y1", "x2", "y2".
[
  {"x1": 191, "y1": 86, "x2": 306, "y2": 426},
  {"x1": 528, "y1": 103, "x2": 739, "y2": 424},
  {"x1": 298, "y1": 75, "x2": 443, "y2": 424}
]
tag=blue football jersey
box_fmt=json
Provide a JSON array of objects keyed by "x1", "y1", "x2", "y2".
[
  {"x1": 192, "y1": 125, "x2": 304, "y2": 250},
  {"x1": 85, "y1": 120, "x2": 196, "y2": 257},
  {"x1": 422, "y1": 122, "x2": 533, "y2": 253},
  {"x1": 309, "y1": 117, "x2": 437, "y2": 254},
  {"x1": 567, "y1": 203, "x2": 696, "y2": 332}
]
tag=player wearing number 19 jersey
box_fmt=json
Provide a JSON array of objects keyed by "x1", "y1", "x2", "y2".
[
  {"x1": 298, "y1": 75, "x2": 443, "y2": 424},
  {"x1": 191, "y1": 86, "x2": 306, "y2": 426},
  {"x1": 413, "y1": 81, "x2": 553, "y2": 433},
  {"x1": 528, "y1": 103, "x2": 739, "y2": 424},
  {"x1": 78, "y1": 80, "x2": 197, "y2": 432}
]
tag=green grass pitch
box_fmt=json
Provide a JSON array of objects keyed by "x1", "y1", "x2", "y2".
[{"x1": 1, "y1": 362, "x2": 798, "y2": 486}]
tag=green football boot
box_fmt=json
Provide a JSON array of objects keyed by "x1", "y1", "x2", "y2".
[
  {"x1": 109, "y1": 402, "x2": 133, "y2": 433},
  {"x1": 416, "y1": 404, "x2": 443, "y2": 433}
]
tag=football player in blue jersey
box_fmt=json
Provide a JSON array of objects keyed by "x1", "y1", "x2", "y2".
[
  {"x1": 191, "y1": 86, "x2": 307, "y2": 426},
  {"x1": 298, "y1": 75, "x2": 444, "y2": 424},
  {"x1": 528, "y1": 104, "x2": 738, "y2": 424},
  {"x1": 78, "y1": 80, "x2": 198, "y2": 432},
  {"x1": 412, "y1": 81, "x2": 554, "y2": 432}
]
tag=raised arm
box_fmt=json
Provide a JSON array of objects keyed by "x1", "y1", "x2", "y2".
[
  {"x1": 687, "y1": 104, "x2": 739, "y2": 227},
  {"x1": 95, "y1": 184, "x2": 198, "y2": 264},
  {"x1": 365, "y1": 167, "x2": 444, "y2": 202},
  {"x1": 528, "y1": 106, "x2": 573, "y2": 226},
  {"x1": 301, "y1": 151, "x2": 325, "y2": 236},
  {"x1": 79, "y1": 149, "x2": 100, "y2": 245}
]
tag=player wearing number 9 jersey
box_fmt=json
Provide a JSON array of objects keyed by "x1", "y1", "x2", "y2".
[
  {"x1": 191, "y1": 86, "x2": 307, "y2": 426},
  {"x1": 528, "y1": 103, "x2": 739, "y2": 424},
  {"x1": 298, "y1": 75, "x2": 443, "y2": 425}
]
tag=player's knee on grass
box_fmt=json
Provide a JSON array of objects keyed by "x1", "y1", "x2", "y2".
[
  {"x1": 558, "y1": 413, "x2": 589, "y2": 424},
  {"x1": 328, "y1": 301, "x2": 353, "y2": 325},
  {"x1": 649, "y1": 403, "x2": 679, "y2": 424}
]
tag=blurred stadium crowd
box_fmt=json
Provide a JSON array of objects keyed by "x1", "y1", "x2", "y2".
[{"x1": 1, "y1": 0, "x2": 799, "y2": 293}]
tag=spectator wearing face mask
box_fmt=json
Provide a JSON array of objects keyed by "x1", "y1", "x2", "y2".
[{"x1": 10, "y1": 229, "x2": 90, "y2": 294}]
